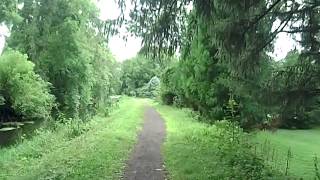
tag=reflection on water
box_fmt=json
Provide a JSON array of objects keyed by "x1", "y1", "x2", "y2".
[{"x1": 0, "y1": 121, "x2": 42, "y2": 147}]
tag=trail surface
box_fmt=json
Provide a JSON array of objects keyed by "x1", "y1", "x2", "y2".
[{"x1": 124, "y1": 107, "x2": 166, "y2": 180}]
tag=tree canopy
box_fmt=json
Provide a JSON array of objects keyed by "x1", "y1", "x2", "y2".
[
  {"x1": 0, "y1": 0, "x2": 121, "y2": 122},
  {"x1": 0, "y1": 0, "x2": 318, "y2": 129},
  {"x1": 115, "y1": 0, "x2": 320, "y2": 129}
]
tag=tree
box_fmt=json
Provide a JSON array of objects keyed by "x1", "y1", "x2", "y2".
[
  {"x1": 160, "y1": 11, "x2": 274, "y2": 128},
  {"x1": 8, "y1": 0, "x2": 120, "y2": 120},
  {"x1": 0, "y1": 0, "x2": 22, "y2": 24},
  {"x1": 120, "y1": 55, "x2": 160, "y2": 96},
  {"x1": 0, "y1": 50, "x2": 55, "y2": 122},
  {"x1": 269, "y1": 50, "x2": 320, "y2": 128},
  {"x1": 115, "y1": 0, "x2": 320, "y2": 129},
  {"x1": 266, "y1": 0, "x2": 320, "y2": 128}
]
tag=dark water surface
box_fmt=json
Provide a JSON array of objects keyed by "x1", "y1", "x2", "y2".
[{"x1": 0, "y1": 120, "x2": 43, "y2": 147}]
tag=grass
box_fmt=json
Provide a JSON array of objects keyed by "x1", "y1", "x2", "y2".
[
  {"x1": 0, "y1": 97, "x2": 147, "y2": 180},
  {"x1": 154, "y1": 100, "x2": 319, "y2": 179},
  {"x1": 153, "y1": 103, "x2": 217, "y2": 180},
  {"x1": 254, "y1": 128, "x2": 320, "y2": 179},
  {"x1": 153, "y1": 102, "x2": 277, "y2": 180},
  {"x1": 2, "y1": 97, "x2": 315, "y2": 179}
]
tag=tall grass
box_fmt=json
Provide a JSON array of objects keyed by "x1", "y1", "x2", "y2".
[
  {"x1": 0, "y1": 97, "x2": 147, "y2": 179},
  {"x1": 153, "y1": 102, "x2": 283, "y2": 179},
  {"x1": 254, "y1": 128, "x2": 320, "y2": 179}
]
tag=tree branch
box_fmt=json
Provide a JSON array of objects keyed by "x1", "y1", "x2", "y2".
[
  {"x1": 257, "y1": 12, "x2": 293, "y2": 52},
  {"x1": 252, "y1": 0, "x2": 282, "y2": 26}
]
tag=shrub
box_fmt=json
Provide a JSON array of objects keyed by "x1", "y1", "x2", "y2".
[
  {"x1": 212, "y1": 120, "x2": 282, "y2": 179},
  {"x1": 161, "y1": 92, "x2": 176, "y2": 105},
  {"x1": 160, "y1": 65, "x2": 180, "y2": 105},
  {"x1": 0, "y1": 50, "x2": 55, "y2": 121},
  {"x1": 136, "y1": 76, "x2": 160, "y2": 98},
  {"x1": 120, "y1": 55, "x2": 160, "y2": 96}
]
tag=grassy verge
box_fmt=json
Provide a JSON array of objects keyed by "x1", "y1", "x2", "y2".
[
  {"x1": 0, "y1": 97, "x2": 146, "y2": 180},
  {"x1": 153, "y1": 102, "x2": 280, "y2": 180},
  {"x1": 154, "y1": 104, "x2": 215, "y2": 180},
  {"x1": 254, "y1": 128, "x2": 320, "y2": 179}
]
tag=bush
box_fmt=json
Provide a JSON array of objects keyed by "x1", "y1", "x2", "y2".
[
  {"x1": 0, "y1": 50, "x2": 55, "y2": 121},
  {"x1": 212, "y1": 121, "x2": 279, "y2": 179},
  {"x1": 120, "y1": 55, "x2": 160, "y2": 96},
  {"x1": 157, "y1": 105, "x2": 283, "y2": 179},
  {"x1": 161, "y1": 92, "x2": 176, "y2": 105},
  {"x1": 136, "y1": 76, "x2": 160, "y2": 98}
]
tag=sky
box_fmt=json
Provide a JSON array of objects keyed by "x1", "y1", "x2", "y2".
[
  {"x1": 95, "y1": 0, "x2": 142, "y2": 62},
  {"x1": 0, "y1": 0, "x2": 298, "y2": 62},
  {"x1": 0, "y1": 24, "x2": 9, "y2": 55}
]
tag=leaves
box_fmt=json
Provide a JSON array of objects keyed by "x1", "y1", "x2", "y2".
[
  {"x1": 0, "y1": 50, "x2": 55, "y2": 121},
  {"x1": 120, "y1": 55, "x2": 160, "y2": 96},
  {"x1": 7, "y1": 0, "x2": 121, "y2": 120}
]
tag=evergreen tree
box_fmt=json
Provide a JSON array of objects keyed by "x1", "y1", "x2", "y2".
[{"x1": 118, "y1": 0, "x2": 319, "y2": 128}]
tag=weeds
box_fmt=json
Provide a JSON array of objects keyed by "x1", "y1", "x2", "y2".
[
  {"x1": 0, "y1": 97, "x2": 145, "y2": 179},
  {"x1": 285, "y1": 148, "x2": 293, "y2": 176},
  {"x1": 315, "y1": 155, "x2": 320, "y2": 180},
  {"x1": 155, "y1": 103, "x2": 283, "y2": 179}
]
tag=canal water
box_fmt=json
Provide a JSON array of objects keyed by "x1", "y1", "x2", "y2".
[{"x1": 0, "y1": 120, "x2": 43, "y2": 147}]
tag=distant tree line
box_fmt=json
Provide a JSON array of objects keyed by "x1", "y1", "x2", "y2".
[{"x1": 119, "y1": 55, "x2": 161, "y2": 98}]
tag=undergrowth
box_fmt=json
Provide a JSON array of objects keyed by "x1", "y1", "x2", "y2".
[
  {"x1": 254, "y1": 128, "x2": 320, "y2": 179},
  {"x1": 154, "y1": 102, "x2": 284, "y2": 180},
  {"x1": 0, "y1": 97, "x2": 146, "y2": 179}
]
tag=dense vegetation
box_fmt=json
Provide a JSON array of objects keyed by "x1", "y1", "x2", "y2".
[
  {"x1": 117, "y1": 0, "x2": 320, "y2": 130},
  {"x1": 0, "y1": 98, "x2": 146, "y2": 179},
  {"x1": 0, "y1": 0, "x2": 121, "y2": 125},
  {"x1": 0, "y1": 50, "x2": 55, "y2": 122},
  {"x1": 0, "y1": 0, "x2": 319, "y2": 179},
  {"x1": 154, "y1": 102, "x2": 283, "y2": 179},
  {"x1": 255, "y1": 128, "x2": 320, "y2": 178},
  {"x1": 116, "y1": 1, "x2": 319, "y2": 178},
  {"x1": 120, "y1": 55, "x2": 160, "y2": 98}
]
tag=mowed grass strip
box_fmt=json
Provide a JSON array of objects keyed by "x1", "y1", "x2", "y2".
[
  {"x1": 154, "y1": 103, "x2": 222, "y2": 180},
  {"x1": 0, "y1": 97, "x2": 146, "y2": 180},
  {"x1": 255, "y1": 128, "x2": 320, "y2": 179}
]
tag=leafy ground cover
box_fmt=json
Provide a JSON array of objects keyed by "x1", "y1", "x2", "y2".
[{"x1": 0, "y1": 97, "x2": 146, "y2": 180}]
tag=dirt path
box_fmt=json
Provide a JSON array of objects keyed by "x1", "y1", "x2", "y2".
[{"x1": 123, "y1": 107, "x2": 166, "y2": 180}]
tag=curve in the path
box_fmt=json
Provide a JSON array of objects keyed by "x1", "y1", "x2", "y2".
[{"x1": 123, "y1": 107, "x2": 166, "y2": 180}]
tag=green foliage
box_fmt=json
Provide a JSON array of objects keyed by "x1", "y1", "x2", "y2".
[
  {"x1": 54, "y1": 117, "x2": 89, "y2": 139},
  {"x1": 7, "y1": 0, "x2": 120, "y2": 120},
  {"x1": 160, "y1": 17, "x2": 273, "y2": 128},
  {"x1": 0, "y1": 96, "x2": 4, "y2": 106},
  {"x1": 0, "y1": 0, "x2": 22, "y2": 24},
  {"x1": 120, "y1": 0, "x2": 320, "y2": 130},
  {"x1": 160, "y1": 64, "x2": 181, "y2": 105},
  {"x1": 269, "y1": 50, "x2": 320, "y2": 128},
  {"x1": 0, "y1": 97, "x2": 146, "y2": 179},
  {"x1": 155, "y1": 103, "x2": 283, "y2": 179},
  {"x1": 315, "y1": 156, "x2": 320, "y2": 180},
  {"x1": 120, "y1": 55, "x2": 160, "y2": 96},
  {"x1": 90, "y1": 46, "x2": 121, "y2": 115},
  {"x1": 0, "y1": 50, "x2": 55, "y2": 121},
  {"x1": 255, "y1": 128, "x2": 320, "y2": 179},
  {"x1": 136, "y1": 76, "x2": 160, "y2": 98},
  {"x1": 213, "y1": 121, "x2": 275, "y2": 179}
]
